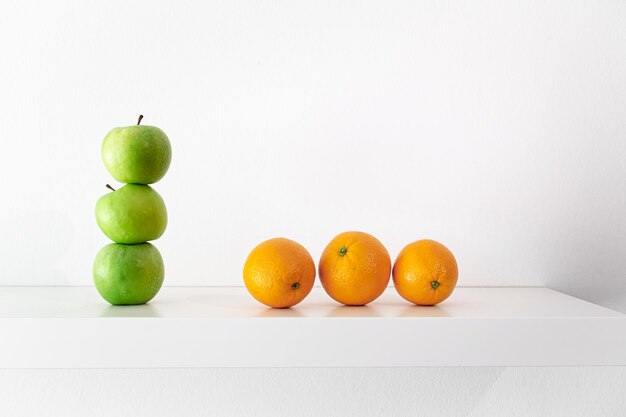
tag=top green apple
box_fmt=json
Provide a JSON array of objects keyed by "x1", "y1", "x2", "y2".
[{"x1": 102, "y1": 115, "x2": 172, "y2": 184}]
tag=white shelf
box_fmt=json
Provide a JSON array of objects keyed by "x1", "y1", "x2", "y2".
[{"x1": 0, "y1": 286, "x2": 624, "y2": 368}]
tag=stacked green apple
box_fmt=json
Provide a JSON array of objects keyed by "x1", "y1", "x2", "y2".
[{"x1": 93, "y1": 115, "x2": 172, "y2": 305}]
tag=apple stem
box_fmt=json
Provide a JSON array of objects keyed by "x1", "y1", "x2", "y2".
[
  {"x1": 105, "y1": 184, "x2": 116, "y2": 192},
  {"x1": 137, "y1": 115, "x2": 144, "y2": 125}
]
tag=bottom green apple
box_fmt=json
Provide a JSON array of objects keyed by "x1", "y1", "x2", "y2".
[{"x1": 93, "y1": 242, "x2": 164, "y2": 305}]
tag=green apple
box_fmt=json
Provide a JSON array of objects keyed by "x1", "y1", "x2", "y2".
[
  {"x1": 96, "y1": 183, "x2": 167, "y2": 244},
  {"x1": 93, "y1": 242, "x2": 164, "y2": 305},
  {"x1": 102, "y1": 115, "x2": 172, "y2": 184}
]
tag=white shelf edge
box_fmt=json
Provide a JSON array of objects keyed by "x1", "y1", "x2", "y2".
[{"x1": 0, "y1": 286, "x2": 624, "y2": 368}]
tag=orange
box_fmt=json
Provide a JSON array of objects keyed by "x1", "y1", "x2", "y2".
[
  {"x1": 243, "y1": 238, "x2": 316, "y2": 308},
  {"x1": 392, "y1": 239, "x2": 458, "y2": 305},
  {"x1": 319, "y1": 231, "x2": 391, "y2": 306}
]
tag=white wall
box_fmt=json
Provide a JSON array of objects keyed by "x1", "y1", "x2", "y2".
[
  {"x1": 1, "y1": 1, "x2": 625, "y2": 416},
  {"x1": 1, "y1": 368, "x2": 625, "y2": 417}
]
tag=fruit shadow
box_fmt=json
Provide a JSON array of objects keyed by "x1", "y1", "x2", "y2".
[
  {"x1": 325, "y1": 304, "x2": 382, "y2": 318},
  {"x1": 393, "y1": 302, "x2": 451, "y2": 317},
  {"x1": 323, "y1": 300, "x2": 452, "y2": 318},
  {"x1": 254, "y1": 307, "x2": 305, "y2": 318},
  {"x1": 98, "y1": 303, "x2": 161, "y2": 317}
]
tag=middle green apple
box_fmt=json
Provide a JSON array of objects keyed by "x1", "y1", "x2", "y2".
[{"x1": 96, "y1": 184, "x2": 167, "y2": 244}]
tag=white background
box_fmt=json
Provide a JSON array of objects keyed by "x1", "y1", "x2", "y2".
[{"x1": 0, "y1": 1, "x2": 625, "y2": 416}]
